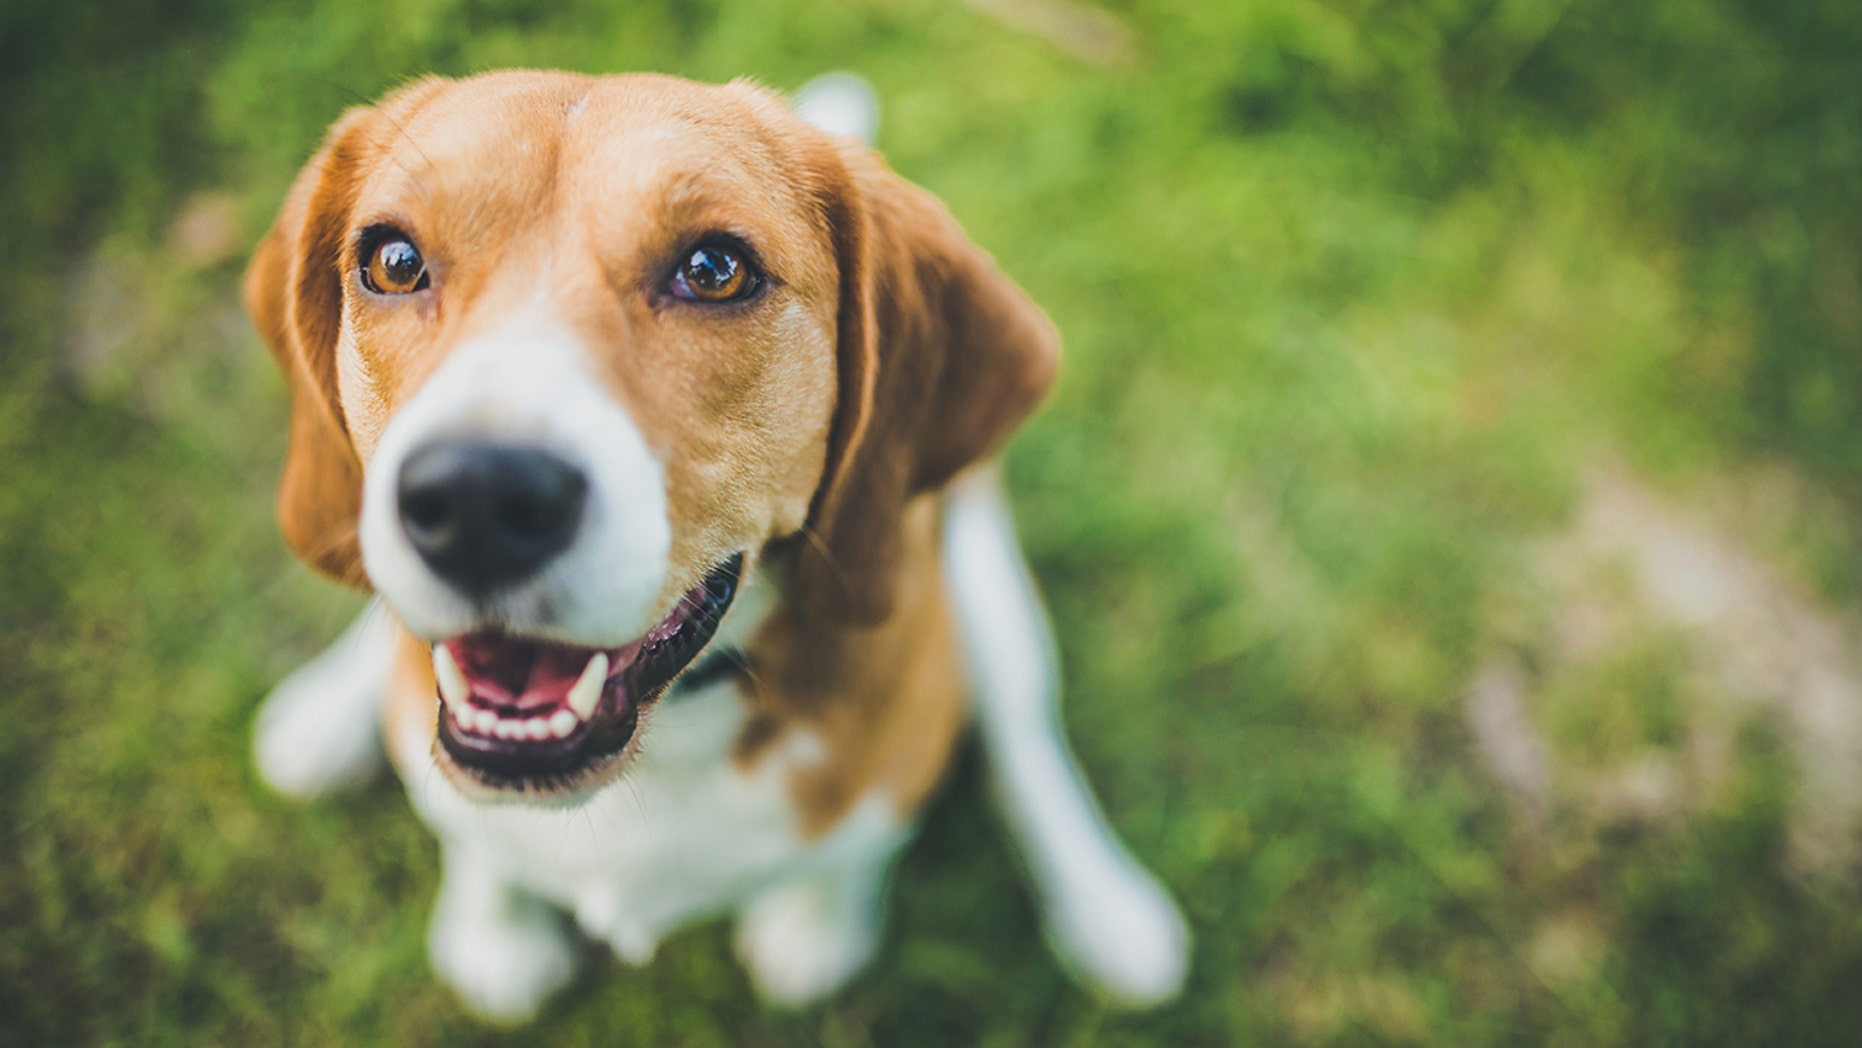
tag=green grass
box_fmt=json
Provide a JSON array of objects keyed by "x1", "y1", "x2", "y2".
[{"x1": 5, "y1": 0, "x2": 1862, "y2": 1044}]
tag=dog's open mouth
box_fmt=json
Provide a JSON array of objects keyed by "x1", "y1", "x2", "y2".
[{"x1": 431, "y1": 553, "x2": 742, "y2": 789}]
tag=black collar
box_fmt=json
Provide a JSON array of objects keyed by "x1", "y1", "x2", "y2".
[{"x1": 668, "y1": 646, "x2": 751, "y2": 699}]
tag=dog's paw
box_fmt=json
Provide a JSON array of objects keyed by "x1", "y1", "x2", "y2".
[
  {"x1": 734, "y1": 877, "x2": 879, "y2": 1006},
  {"x1": 429, "y1": 900, "x2": 578, "y2": 1023},
  {"x1": 572, "y1": 890, "x2": 663, "y2": 966},
  {"x1": 1045, "y1": 865, "x2": 1191, "y2": 1007}
]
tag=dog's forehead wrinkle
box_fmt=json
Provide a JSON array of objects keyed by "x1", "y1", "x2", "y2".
[
  {"x1": 368, "y1": 99, "x2": 574, "y2": 229},
  {"x1": 579, "y1": 142, "x2": 758, "y2": 214},
  {"x1": 352, "y1": 82, "x2": 450, "y2": 209}
]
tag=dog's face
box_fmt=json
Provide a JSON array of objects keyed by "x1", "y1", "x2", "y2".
[{"x1": 247, "y1": 72, "x2": 1057, "y2": 798}]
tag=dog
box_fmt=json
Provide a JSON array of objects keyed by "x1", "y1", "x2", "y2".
[{"x1": 246, "y1": 70, "x2": 1188, "y2": 1020}]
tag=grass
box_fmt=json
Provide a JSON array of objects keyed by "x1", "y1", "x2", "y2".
[{"x1": 4, "y1": 0, "x2": 1862, "y2": 1044}]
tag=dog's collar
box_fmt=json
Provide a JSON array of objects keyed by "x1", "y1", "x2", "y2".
[{"x1": 669, "y1": 645, "x2": 752, "y2": 699}]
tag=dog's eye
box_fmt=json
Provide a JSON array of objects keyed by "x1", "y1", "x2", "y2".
[
  {"x1": 669, "y1": 243, "x2": 758, "y2": 303},
  {"x1": 362, "y1": 235, "x2": 429, "y2": 295}
]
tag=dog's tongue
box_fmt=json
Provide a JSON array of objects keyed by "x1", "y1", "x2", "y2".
[{"x1": 446, "y1": 635, "x2": 617, "y2": 712}]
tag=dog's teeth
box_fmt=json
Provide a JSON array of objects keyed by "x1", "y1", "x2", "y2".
[
  {"x1": 473, "y1": 709, "x2": 497, "y2": 734},
  {"x1": 549, "y1": 709, "x2": 578, "y2": 738},
  {"x1": 433, "y1": 645, "x2": 471, "y2": 712},
  {"x1": 567, "y1": 653, "x2": 609, "y2": 720},
  {"x1": 524, "y1": 717, "x2": 551, "y2": 741},
  {"x1": 495, "y1": 719, "x2": 520, "y2": 740}
]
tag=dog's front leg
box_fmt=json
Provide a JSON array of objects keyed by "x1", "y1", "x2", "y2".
[
  {"x1": 427, "y1": 838, "x2": 579, "y2": 1022},
  {"x1": 253, "y1": 601, "x2": 397, "y2": 799},
  {"x1": 733, "y1": 853, "x2": 894, "y2": 1007}
]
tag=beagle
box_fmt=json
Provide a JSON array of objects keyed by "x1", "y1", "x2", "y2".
[{"x1": 247, "y1": 70, "x2": 1188, "y2": 1020}]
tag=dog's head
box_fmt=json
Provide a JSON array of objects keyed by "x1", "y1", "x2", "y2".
[{"x1": 246, "y1": 72, "x2": 1057, "y2": 797}]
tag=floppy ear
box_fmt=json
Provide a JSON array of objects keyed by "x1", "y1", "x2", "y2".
[
  {"x1": 243, "y1": 79, "x2": 447, "y2": 588},
  {"x1": 791, "y1": 151, "x2": 1060, "y2": 623}
]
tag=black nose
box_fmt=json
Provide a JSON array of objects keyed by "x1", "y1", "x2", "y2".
[{"x1": 397, "y1": 441, "x2": 588, "y2": 595}]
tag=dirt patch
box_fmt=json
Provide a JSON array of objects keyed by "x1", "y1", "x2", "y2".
[{"x1": 1469, "y1": 462, "x2": 1862, "y2": 873}]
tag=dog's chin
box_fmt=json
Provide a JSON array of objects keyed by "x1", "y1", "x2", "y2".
[{"x1": 425, "y1": 553, "x2": 743, "y2": 800}]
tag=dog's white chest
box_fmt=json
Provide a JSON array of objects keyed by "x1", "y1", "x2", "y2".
[{"x1": 395, "y1": 679, "x2": 889, "y2": 961}]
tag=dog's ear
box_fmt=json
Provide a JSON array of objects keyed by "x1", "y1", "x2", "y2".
[
  {"x1": 244, "y1": 78, "x2": 448, "y2": 587},
  {"x1": 791, "y1": 150, "x2": 1060, "y2": 623}
]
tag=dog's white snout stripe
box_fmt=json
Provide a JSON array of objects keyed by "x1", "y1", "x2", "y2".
[{"x1": 355, "y1": 313, "x2": 671, "y2": 647}]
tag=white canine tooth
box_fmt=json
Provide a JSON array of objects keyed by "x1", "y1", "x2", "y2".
[
  {"x1": 473, "y1": 709, "x2": 497, "y2": 734},
  {"x1": 432, "y1": 645, "x2": 470, "y2": 712},
  {"x1": 525, "y1": 717, "x2": 550, "y2": 741},
  {"x1": 567, "y1": 653, "x2": 609, "y2": 721},
  {"x1": 548, "y1": 709, "x2": 578, "y2": 738}
]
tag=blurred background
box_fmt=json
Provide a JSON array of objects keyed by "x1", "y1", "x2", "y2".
[{"x1": 4, "y1": 0, "x2": 1861, "y2": 1044}]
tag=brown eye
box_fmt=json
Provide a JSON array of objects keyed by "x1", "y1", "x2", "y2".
[
  {"x1": 669, "y1": 243, "x2": 757, "y2": 303},
  {"x1": 363, "y1": 234, "x2": 428, "y2": 294}
]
